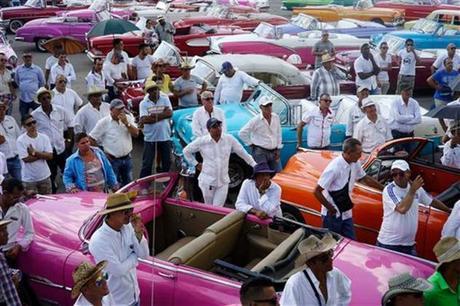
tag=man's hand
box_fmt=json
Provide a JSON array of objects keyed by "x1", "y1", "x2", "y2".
[
  {"x1": 27, "y1": 144, "x2": 35, "y2": 156},
  {"x1": 131, "y1": 213, "x2": 144, "y2": 241},
  {"x1": 6, "y1": 244, "x2": 21, "y2": 260},
  {"x1": 327, "y1": 205, "x2": 338, "y2": 217},
  {"x1": 196, "y1": 163, "x2": 203, "y2": 172},
  {"x1": 451, "y1": 135, "x2": 460, "y2": 147},
  {"x1": 118, "y1": 112, "x2": 129, "y2": 126},
  {"x1": 69, "y1": 187, "x2": 80, "y2": 193},
  {"x1": 0, "y1": 134, "x2": 5, "y2": 145},
  {"x1": 258, "y1": 177, "x2": 271, "y2": 194},
  {"x1": 274, "y1": 149, "x2": 280, "y2": 161},
  {"x1": 185, "y1": 88, "x2": 195, "y2": 95},
  {"x1": 409, "y1": 175, "x2": 424, "y2": 194},
  {"x1": 296, "y1": 142, "x2": 302, "y2": 150},
  {"x1": 254, "y1": 209, "x2": 269, "y2": 219}
]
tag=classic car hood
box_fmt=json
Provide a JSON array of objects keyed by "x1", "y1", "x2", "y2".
[
  {"x1": 335, "y1": 239, "x2": 434, "y2": 304},
  {"x1": 375, "y1": 1, "x2": 457, "y2": 9},
  {"x1": 296, "y1": 6, "x2": 403, "y2": 14},
  {"x1": 280, "y1": 149, "x2": 341, "y2": 179},
  {"x1": 26, "y1": 193, "x2": 108, "y2": 250},
  {"x1": 173, "y1": 103, "x2": 255, "y2": 144},
  {"x1": 18, "y1": 17, "x2": 53, "y2": 27}
]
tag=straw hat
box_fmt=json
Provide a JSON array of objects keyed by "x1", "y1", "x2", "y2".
[
  {"x1": 97, "y1": 193, "x2": 134, "y2": 215},
  {"x1": 297, "y1": 233, "x2": 337, "y2": 263},
  {"x1": 433, "y1": 237, "x2": 460, "y2": 270},
  {"x1": 35, "y1": 87, "x2": 53, "y2": 103},
  {"x1": 71, "y1": 261, "x2": 107, "y2": 299},
  {"x1": 144, "y1": 80, "x2": 159, "y2": 93},
  {"x1": 321, "y1": 53, "x2": 335, "y2": 64},
  {"x1": 0, "y1": 219, "x2": 12, "y2": 227},
  {"x1": 381, "y1": 272, "x2": 432, "y2": 305},
  {"x1": 85, "y1": 86, "x2": 108, "y2": 97}
]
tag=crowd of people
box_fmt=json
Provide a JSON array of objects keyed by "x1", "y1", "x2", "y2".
[{"x1": 0, "y1": 17, "x2": 458, "y2": 306}]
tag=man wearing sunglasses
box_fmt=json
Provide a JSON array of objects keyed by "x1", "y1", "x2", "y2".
[
  {"x1": 377, "y1": 160, "x2": 451, "y2": 256},
  {"x1": 431, "y1": 43, "x2": 460, "y2": 74},
  {"x1": 191, "y1": 91, "x2": 226, "y2": 137},
  {"x1": 71, "y1": 261, "x2": 114, "y2": 306},
  {"x1": 240, "y1": 277, "x2": 279, "y2": 306},
  {"x1": 49, "y1": 53, "x2": 76, "y2": 89},
  {"x1": 396, "y1": 39, "x2": 419, "y2": 95}
]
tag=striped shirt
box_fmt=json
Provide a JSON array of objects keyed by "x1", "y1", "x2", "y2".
[
  {"x1": 310, "y1": 66, "x2": 346, "y2": 101},
  {"x1": 0, "y1": 252, "x2": 21, "y2": 306}
]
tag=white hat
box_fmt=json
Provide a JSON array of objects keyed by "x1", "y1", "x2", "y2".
[
  {"x1": 361, "y1": 97, "x2": 376, "y2": 108},
  {"x1": 258, "y1": 96, "x2": 273, "y2": 107},
  {"x1": 357, "y1": 86, "x2": 369, "y2": 93},
  {"x1": 391, "y1": 160, "x2": 410, "y2": 172}
]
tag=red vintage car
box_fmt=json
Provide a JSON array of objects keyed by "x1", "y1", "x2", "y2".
[
  {"x1": 173, "y1": 5, "x2": 288, "y2": 32},
  {"x1": 86, "y1": 25, "x2": 248, "y2": 61},
  {"x1": 374, "y1": 0, "x2": 457, "y2": 21},
  {"x1": 0, "y1": 0, "x2": 89, "y2": 33},
  {"x1": 273, "y1": 137, "x2": 459, "y2": 261}
]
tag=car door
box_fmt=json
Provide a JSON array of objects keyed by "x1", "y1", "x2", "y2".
[{"x1": 69, "y1": 17, "x2": 93, "y2": 43}]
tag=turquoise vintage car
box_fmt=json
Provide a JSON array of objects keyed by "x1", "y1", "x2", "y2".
[
  {"x1": 171, "y1": 83, "x2": 347, "y2": 189},
  {"x1": 281, "y1": 0, "x2": 356, "y2": 10}
]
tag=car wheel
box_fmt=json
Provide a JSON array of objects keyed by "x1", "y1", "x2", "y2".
[
  {"x1": 35, "y1": 38, "x2": 49, "y2": 52},
  {"x1": 228, "y1": 157, "x2": 251, "y2": 190},
  {"x1": 371, "y1": 18, "x2": 384, "y2": 25},
  {"x1": 8, "y1": 19, "x2": 23, "y2": 33},
  {"x1": 281, "y1": 203, "x2": 305, "y2": 223}
]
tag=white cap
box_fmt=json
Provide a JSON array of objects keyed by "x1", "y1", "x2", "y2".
[
  {"x1": 391, "y1": 160, "x2": 410, "y2": 172},
  {"x1": 357, "y1": 86, "x2": 369, "y2": 93},
  {"x1": 361, "y1": 97, "x2": 376, "y2": 108},
  {"x1": 259, "y1": 96, "x2": 273, "y2": 106}
]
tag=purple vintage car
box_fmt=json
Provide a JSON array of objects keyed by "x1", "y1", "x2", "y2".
[
  {"x1": 14, "y1": 8, "x2": 134, "y2": 52},
  {"x1": 17, "y1": 173, "x2": 436, "y2": 305}
]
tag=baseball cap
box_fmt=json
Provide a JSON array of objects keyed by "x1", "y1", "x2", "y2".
[
  {"x1": 220, "y1": 61, "x2": 233, "y2": 73},
  {"x1": 361, "y1": 97, "x2": 376, "y2": 108},
  {"x1": 391, "y1": 160, "x2": 410, "y2": 172},
  {"x1": 357, "y1": 86, "x2": 369, "y2": 93},
  {"x1": 258, "y1": 96, "x2": 273, "y2": 106},
  {"x1": 110, "y1": 99, "x2": 125, "y2": 110},
  {"x1": 206, "y1": 117, "x2": 222, "y2": 129}
]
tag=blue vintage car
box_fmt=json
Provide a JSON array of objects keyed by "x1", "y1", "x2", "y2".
[
  {"x1": 371, "y1": 19, "x2": 460, "y2": 49},
  {"x1": 280, "y1": 13, "x2": 397, "y2": 38},
  {"x1": 171, "y1": 84, "x2": 347, "y2": 189}
]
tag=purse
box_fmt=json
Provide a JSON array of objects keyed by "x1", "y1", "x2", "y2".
[{"x1": 328, "y1": 168, "x2": 354, "y2": 213}]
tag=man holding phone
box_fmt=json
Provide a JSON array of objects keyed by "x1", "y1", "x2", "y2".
[{"x1": 396, "y1": 39, "x2": 420, "y2": 95}]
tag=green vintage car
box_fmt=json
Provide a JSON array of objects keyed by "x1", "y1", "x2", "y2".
[{"x1": 282, "y1": 0, "x2": 356, "y2": 10}]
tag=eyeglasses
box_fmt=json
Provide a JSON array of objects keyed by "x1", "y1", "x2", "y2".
[
  {"x1": 321, "y1": 99, "x2": 332, "y2": 103},
  {"x1": 380, "y1": 46, "x2": 388, "y2": 49},
  {"x1": 203, "y1": 97, "x2": 214, "y2": 101},
  {"x1": 450, "y1": 47, "x2": 457, "y2": 50},
  {"x1": 95, "y1": 272, "x2": 109, "y2": 287},
  {"x1": 25, "y1": 120, "x2": 37, "y2": 127},
  {"x1": 391, "y1": 171, "x2": 405, "y2": 178},
  {"x1": 58, "y1": 79, "x2": 67, "y2": 84},
  {"x1": 406, "y1": 44, "x2": 413, "y2": 46},
  {"x1": 253, "y1": 296, "x2": 278, "y2": 306},
  {"x1": 0, "y1": 59, "x2": 6, "y2": 62}
]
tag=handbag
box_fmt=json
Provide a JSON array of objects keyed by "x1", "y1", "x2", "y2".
[{"x1": 328, "y1": 168, "x2": 354, "y2": 213}]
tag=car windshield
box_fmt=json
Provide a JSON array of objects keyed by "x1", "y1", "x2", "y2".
[
  {"x1": 412, "y1": 19, "x2": 439, "y2": 34},
  {"x1": 381, "y1": 35, "x2": 406, "y2": 53},
  {"x1": 152, "y1": 42, "x2": 181, "y2": 66},
  {"x1": 290, "y1": 14, "x2": 319, "y2": 30},
  {"x1": 207, "y1": 6, "x2": 229, "y2": 18},
  {"x1": 0, "y1": 33, "x2": 6, "y2": 45},
  {"x1": 191, "y1": 60, "x2": 218, "y2": 84},
  {"x1": 245, "y1": 84, "x2": 289, "y2": 125},
  {"x1": 253, "y1": 23, "x2": 276, "y2": 38},
  {"x1": 355, "y1": 0, "x2": 374, "y2": 9},
  {"x1": 24, "y1": 0, "x2": 45, "y2": 8},
  {"x1": 89, "y1": 0, "x2": 108, "y2": 12}
]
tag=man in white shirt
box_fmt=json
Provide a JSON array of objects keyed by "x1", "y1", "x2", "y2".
[
  {"x1": 183, "y1": 117, "x2": 257, "y2": 206},
  {"x1": 235, "y1": 162, "x2": 282, "y2": 219},
  {"x1": 354, "y1": 43, "x2": 380, "y2": 94},
  {"x1": 89, "y1": 193, "x2": 149, "y2": 306},
  {"x1": 130, "y1": 43, "x2": 154, "y2": 80},
  {"x1": 104, "y1": 39, "x2": 130, "y2": 65},
  {"x1": 86, "y1": 58, "x2": 106, "y2": 91},
  {"x1": 441, "y1": 121, "x2": 460, "y2": 169},
  {"x1": 71, "y1": 261, "x2": 114, "y2": 306},
  {"x1": 240, "y1": 96, "x2": 282, "y2": 171},
  {"x1": 103, "y1": 52, "x2": 128, "y2": 101},
  {"x1": 17, "y1": 115, "x2": 53, "y2": 195},
  {"x1": 441, "y1": 200, "x2": 459, "y2": 239},
  {"x1": 214, "y1": 61, "x2": 259, "y2": 104},
  {"x1": 0, "y1": 99, "x2": 21, "y2": 180},
  {"x1": 191, "y1": 91, "x2": 226, "y2": 137},
  {"x1": 396, "y1": 39, "x2": 419, "y2": 95},
  {"x1": 280, "y1": 234, "x2": 351, "y2": 306},
  {"x1": 376, "y1": 160, "x2": 450, "y2": 255},
  {"x1": 90, "y1": 99, "x2": 139, "y2": 187},
  {"x1": 73, "y1": 87, "x2": 110, "y2": 134},
  {"x1": 0, "y1": 178, "x2": 34, "y2": 263},
  {"x1": 346, "y1": 86, "x2": 369, "y2": 138},
  {"x1": 314, "y1": 138, "x2": 383, "y2": 239},
  {"x1": 353, "y1": 98, "x2": 392, "y2": 153},
  {"x1": 431, "y1": 43, "x2": 460, "y2": 73},
  {"x1": 391, "y1": 85, "x2": 422, "y2": 139},
  {"x1": 297, "y1": 93, "x2": 334, "y2": 150},
  {"x1": 32, "y1": 87, "x2": 74, "y2": 193},
  {"x1": 44, "y1": 45, "x2": 62, "y2": 87},
  {"x1": 50, "y1": 53, "x2": 76, "y2": 89},
  {"x1": 52, "y1": 74, "x2": 83, "y2": 119}
]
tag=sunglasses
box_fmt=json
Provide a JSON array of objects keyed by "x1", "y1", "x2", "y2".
[
  {"x1": 321, "y1": 99, "x2": 332, "y2": 103},
  {"x1": 406, "y1": 44, "x2": 414, "y2": 46},
  {"x1": 95, "y1": 272, "x2": 109, "y2": 287},
  {"x1": 203, "y1": 97, "x2": 214, "y2": 101},
  {"x1": 391, "y1": 171, "x2": 406, "y2": 178},
  {"x1": 25, "y1": 120, "x2": 37, "y2": 127},
  {"x1": 253, "y1": 295, "x2": 278, "y2": 306},
  {"x1": 58, "y1": 79, "x2": 67, "y2": 84},
  {"x1": 0, "y1": 59, "x2": 6, "y2": 62}
]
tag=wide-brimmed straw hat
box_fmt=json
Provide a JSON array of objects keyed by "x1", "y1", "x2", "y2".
[
  {"x1": 71, "y1": 261, "x2": 107, "y2": 299},
  {"x1": 144, "y1": 80, "x2": 159, "y2": 93},
  {"x1": 85, "y1": 86, "x2": 108, "y2": 97},
  {"x1": 381, "y1": 272, "x2": 433, "y2": 306},
  {"x1": 98, "y1": 193, "x2": 134, "y2": 215},
  {"x1": 321, "y1": 53, "x2": 335, "y2": 64},
  {"x1": 433, "y1": 236, "x2": 460, "y2": 270},
  {"x1": 297, "y1": 234, "x2": 337, "y2": 263},
  {"x1": 35, "y1": 87, "x2": 53, "y2": 103}
]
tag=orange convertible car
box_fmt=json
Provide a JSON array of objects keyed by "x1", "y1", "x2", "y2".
[{"x1": 274, "y1": 137, "x2": 459, "y2": 260}]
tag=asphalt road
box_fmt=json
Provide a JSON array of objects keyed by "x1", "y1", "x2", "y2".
[{"x1": 5, "y1": 1, "x2": 435, "y2": 186}]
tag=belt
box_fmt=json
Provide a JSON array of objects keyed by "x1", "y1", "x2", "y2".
[
  {"x1": 399, "y1": 75, "x2": 415, "y2": 77},
  {"x1": 6, "y1": 155, "x2": 18, "y2": 161},
  {"x1": 252, "y1": 145, "x2": 278, "y2": 152},
  {"x1": 107, "y1": 153, "x2": 130, "y2": 160}
]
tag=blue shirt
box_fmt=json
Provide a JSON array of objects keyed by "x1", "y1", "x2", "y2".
[
  {"x1": 433, "y1": 69, "x2": 460, "y2": 102},
  {"x1": 63, "y1": 147, "x2": 118, "y2": 191},
  {"x1": 14, "y1": 64, "x2": 45, "y2": 102},
  {"x1": 139, "y1": 93, "x2": 172, "y2": 142}
]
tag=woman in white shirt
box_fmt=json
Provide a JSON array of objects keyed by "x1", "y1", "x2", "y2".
[{"x1": 376, "y1": 42, "x2": 392, "y2": 95}]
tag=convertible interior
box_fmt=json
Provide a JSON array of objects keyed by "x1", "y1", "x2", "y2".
[{"x1": 144, "y1": 198, "x2": 337, "y2": 285}]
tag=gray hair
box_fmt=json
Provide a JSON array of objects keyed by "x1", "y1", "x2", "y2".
[{"x1": 342, "y1": 138, "x2": 361, "y2": 153}]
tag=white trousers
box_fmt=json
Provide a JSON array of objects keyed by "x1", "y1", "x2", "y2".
[{"x1": 198, "y1": 181, "x2": 229, "y2": 207}]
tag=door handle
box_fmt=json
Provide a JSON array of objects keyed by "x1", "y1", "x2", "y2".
[{"x1": 158, "y1": 271, "x2": 176, "y2": 279}]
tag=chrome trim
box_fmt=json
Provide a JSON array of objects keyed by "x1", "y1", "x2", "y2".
[
  {"x1": 353, "y1": 223, "x2": 379, "y2": 234},
  {"x1": 354, "y1": 182, "x2": 382, "y2": 194},
  {"x1": 29, "y1": 275, "x2": 71, "y2": 291},
  {"x1": 139, "y1": 259, "x2": 240, "y2": 289}
]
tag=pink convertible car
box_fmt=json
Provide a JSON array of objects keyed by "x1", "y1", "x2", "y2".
[{"x1": 18, "y1": 173, "x2": 435, "y2": 305}]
